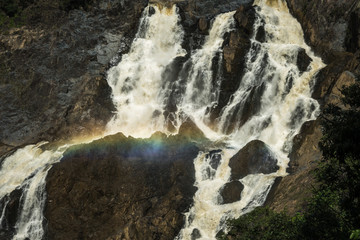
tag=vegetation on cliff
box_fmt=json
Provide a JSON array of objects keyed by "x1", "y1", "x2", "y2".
[{"x1": 220, "y1": 80, "x2": 360, "y2": 240}]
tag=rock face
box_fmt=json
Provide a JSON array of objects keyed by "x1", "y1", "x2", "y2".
[
  {"x1": 286, "y1": 0, "x2": 360, "y2": 63},
  {"x1": 229, "y1": 140, "x2": 279, "y2": 180},
  {"x1": 45, "y1": 132, "x2": 199, "y2": 240},
  {"x1": 0, "y1": 0, "x2": 148, "y2": 155}
]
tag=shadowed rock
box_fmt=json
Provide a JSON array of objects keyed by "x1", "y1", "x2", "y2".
[
  {"x1": 219, "y1": 180, "x2": 244, "y2": 204},
  {"x1": 229, "y1": 140, "x2": 279, "y2": 180},
  {"x1": 45, "y1": 133, "x2": 199, "y2": 240},
  {"x1": 296, "y1": 48, "x2": 312, "y2": 73}
]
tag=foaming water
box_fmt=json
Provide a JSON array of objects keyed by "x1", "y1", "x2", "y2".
[
  {"x1": 105, "y1": 4, "x2": 186, "y2": 138},
  {"x1": 180, "y1": 11, "x2": 235, "y2": 121},
  {"x1": 176, "y1": 0, "x2": 325, "y2": 239}
]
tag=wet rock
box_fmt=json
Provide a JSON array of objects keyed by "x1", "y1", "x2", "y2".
[
  {"x1": 296, "y1": 48, "x2": 312, "y2": 73},
  {"x1": 219, "y1": 181, "x2": 244, "y2": 204},
  {"x1": 191, "y1": 228, "x2": 202, "y2": 240},
  {"x1": 265, "y1": 120, "x2": 322, "y2": 214},
  {"x1": 224, "y1": 82, "x2": 266, "y2": 133},
  {"x1": 229, "y1": 140, "x2": 279, "y2": 180},
  {"x1": 255, "y1": 24, "x2": 266, "y2": 42},
  {"x1": 45, "y1": 133, "x2": 199, "y2": 240},
  {"x1": 198, "y1": 18, "x2": 208, "y2": 33},
  {"x1": 209, "y1": 4, "x2": 256, "y2": 122},
  {"x1": 178, "y1": 117, "x2": 206, "y2": 141},
  {"x1": 148, "y1": 6, "x2": 156, "y2": 16}
]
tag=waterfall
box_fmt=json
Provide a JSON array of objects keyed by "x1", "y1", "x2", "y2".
[
  {"x1": 0, "y1": 1, "x2": 325, "y2": 239},
  {"x1": 175, "y1": 0, "x2": 325, "y2": 239},
  {"x1": 180, "y1": 11, "x2": 235, "y2": 122},
  {"x1": 0, "y1": 143, "x2": 68, "y2": 239},
  {"x1": 105, "y1": 4, "x2": 186, "y2": 138}
]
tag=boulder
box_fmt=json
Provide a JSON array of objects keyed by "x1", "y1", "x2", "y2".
[
  {"x1": 229, "y1": 140, "x2": 279, "y2": 180},
  {"x1": 178, "y1": 117, "x2": 206, "y2": 141},
  {"x1": 219, "y1": 180, "x2": 244, "y2": 204},
  {"x1": 296, "y1": 48, "x2": 312, "y2": 73},
  {"x1": 191, "y1": 228, "x2": 202, "y2": 240}
]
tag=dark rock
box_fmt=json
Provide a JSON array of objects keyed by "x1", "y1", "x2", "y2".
[
  {"x1": 296, "y1": 48, "x2": 312, "y2": 73},
  {"x1": 148, "y1": 6, "x2": 156, "y2": 16},
  {"x1": 219, "y1": 181, "x2": 244, "y2": 204},
  {"x1": 178, "y1": 117, "x2": 206, "y2": 141},
  {"x1": 45, "y1": 133, "x2": 199, "y2": 240},
  {"x1": 198, "y1": 18, "x2": 208, "y2": 33},
  {"x1": 255, "y1": 24, "x2": 266, "y2": 42},
  {"x1": 234, "y1": 4, "x2": 256, "y2": 34},
  {"x1": 229, "y1": 140, "x2": 279, "y2": 180},
  {"x1": 345, "y1": 10, "x2": 360, "y2": 53},
  {"x1": 286, "y1": 0, "x2": 356, "y2": 63},
  {"x1": 311, "y1": 53, "x2": 354, "y2": 103},
  {"x1": 224, "y1": 81, "x2": 266, "y2": 134},
  {"x1": 191, "y1": 228, "x2": 202, "y2": 240}
]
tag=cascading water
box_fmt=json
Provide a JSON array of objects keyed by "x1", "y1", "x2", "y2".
[
  {"x1": 0, "y1": 1, "x2": 325, "y2": 239},
  {"x1": 0, "y1": 143, "x2": 69, "y2": 239},
  {"x1": 175, "y1": 0, "x2": 325, "y2": 239},
  {"x1": 105, "y1": 4, "x2": 186, "y2": 138}
]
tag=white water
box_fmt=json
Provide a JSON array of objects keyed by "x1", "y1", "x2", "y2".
[
  {"x1": 0, "y1": 1, "x2": 325, "y2": 239},
  {"x1": 180, "y1": 11, "x2": 235, "y2": 121},
  {"x1": 105, "y1": 4, "x2": 186, "y2": 138},
  {"x1": 176, "y1": 0, "x2": 325, "y2": 239}
]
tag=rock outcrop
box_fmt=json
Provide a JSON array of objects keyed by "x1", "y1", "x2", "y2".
[
  {"x1": 45, "y1": 132, "x2": 199, "y2": 240},
  {"x1": 229, "y1": 140, "x2": 279, "y2": 180},
  {"x1": 0, "y1": 0, "x2": 148, "y2": 156}
]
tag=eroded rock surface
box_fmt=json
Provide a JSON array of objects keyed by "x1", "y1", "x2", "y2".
[
  {"x1": 45, "y1": 133, "x2": 199, "y2": 240},
  {"x1": 0, "y1": 0, "x2": 148, "y2": 155}
]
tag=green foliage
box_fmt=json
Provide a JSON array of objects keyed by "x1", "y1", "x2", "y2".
[
  {"x1": 317, "y1": 79, "x2": 360, "y2": 233},
  {"x1": 0, "y1": 0, "x2": 19, "y2": 17},
  {"x1": 221, "y1": 79, "x2": 360, "y2": 239},
  {"x1": 219, "y1": 207, "x2": 302, "y2": 240},
  {"x1": 350, "y1": 230, "x2": 360, "y2": 240}
]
